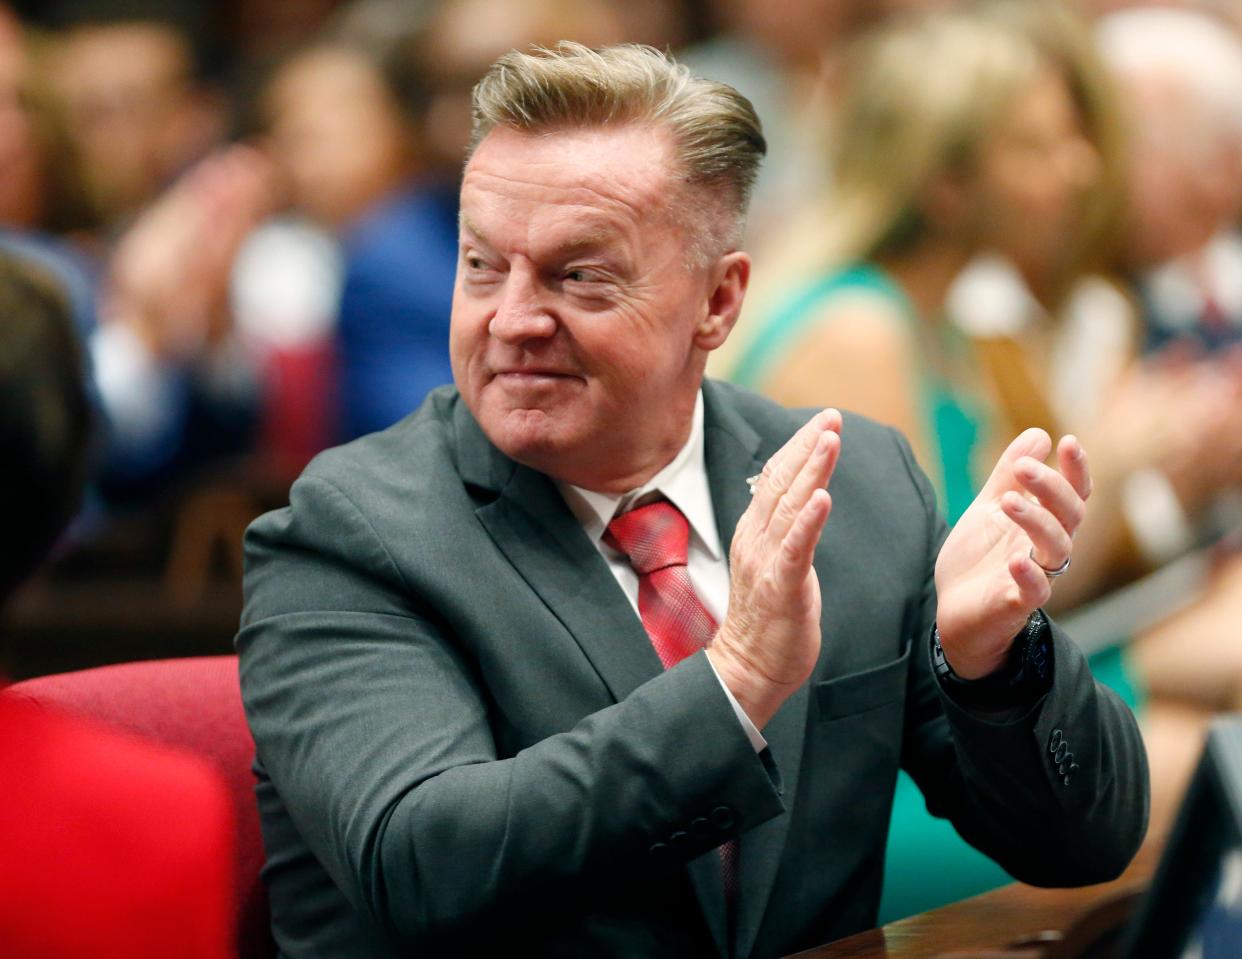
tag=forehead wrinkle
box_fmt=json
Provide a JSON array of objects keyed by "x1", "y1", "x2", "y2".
[{"x1": 462, "y1": 167, "x2": 664, "y2": 223}]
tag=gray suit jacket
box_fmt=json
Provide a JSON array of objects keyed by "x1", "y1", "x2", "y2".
[{"x1": 237, "y1": 379, "x2": 1148, "y2": 958}]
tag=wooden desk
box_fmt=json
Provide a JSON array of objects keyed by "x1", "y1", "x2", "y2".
[{"x1": 787, "y1": 837, "x2": 1160, "y2": 959}]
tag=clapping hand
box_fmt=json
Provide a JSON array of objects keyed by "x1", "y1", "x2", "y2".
[
  {"x1": 709, "y1": 409, "x2": 841, "y2": 729},
  {"x1": 934, "y1": 429, "x2": 1092, "y2": 679}
]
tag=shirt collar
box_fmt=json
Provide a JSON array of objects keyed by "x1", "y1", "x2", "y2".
[{"x1": 557, "y1": 391, "x2": 723, "y2": 561}]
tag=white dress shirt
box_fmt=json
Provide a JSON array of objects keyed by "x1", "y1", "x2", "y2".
[{"x1": 557, "y1": 391, "x2": 767, "y2": 752}]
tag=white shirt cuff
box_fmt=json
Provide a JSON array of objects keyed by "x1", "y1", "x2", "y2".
[{"x1": 705, "y1": 653, "x2": 768, "y2": 753}]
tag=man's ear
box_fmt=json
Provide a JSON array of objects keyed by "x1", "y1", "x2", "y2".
[{"x1": 695, "y1": 251, "x2": 750, "y2": 351}]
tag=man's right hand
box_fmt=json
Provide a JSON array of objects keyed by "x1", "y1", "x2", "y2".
[{"x1": 707, "y1": 409, "x2": 841, "y2": 729}]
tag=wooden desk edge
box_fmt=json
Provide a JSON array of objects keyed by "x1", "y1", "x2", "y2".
[{"x1": 785, "y1": 834, "x2": 1161, "y2": 959}]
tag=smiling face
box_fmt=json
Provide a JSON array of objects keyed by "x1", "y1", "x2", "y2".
[{"x1": 451, "y1": 124, "x2": 747, "y2": 493}]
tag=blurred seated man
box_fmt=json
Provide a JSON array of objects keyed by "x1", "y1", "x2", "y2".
[
  {"x1": 0, "y1": 254, "x2": 234, "y2": 958},
  {"x1": 1099, "y1": 7, "x2": 1242, "y2": 355},
  {"x1": 238, "y1": 44, "x2": 1148, "y2": 958}
]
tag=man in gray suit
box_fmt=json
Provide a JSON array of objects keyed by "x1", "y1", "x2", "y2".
[{"x1": 238, "y1": 43, "x2": 1148, "y2": 959}]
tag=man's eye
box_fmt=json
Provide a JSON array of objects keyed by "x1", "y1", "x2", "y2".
[{"x1": 564, "y1": 269, "x2": 596, "y2": 283}]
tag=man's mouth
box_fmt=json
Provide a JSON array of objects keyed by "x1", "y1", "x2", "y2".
[{"x1": 493, "y1": 368, "x2": 582, "y2": 382}]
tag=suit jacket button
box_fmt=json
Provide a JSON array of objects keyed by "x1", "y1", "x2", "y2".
[
  {"x1": 1054, "y1": 742, "x2": 1069, "y2": 764},
  {"x1": 668, "y1": 830, "x2": 691, "y2": 855},
  {"x1": 649, "y1": 842, "x2": 671, "y2": 862},
  {"x1": 690, "y1": 817, "x2": 713, "y2": 840},
  {"x1": 1062, "y1": 762, "x2": 1080, "y2": 786},
  {"x1": 1049, "y1": 728, "x2": 1064, "y2": 753},
  {"x1": 710, "y1": 805, "x2": 737, "y2": 832}
]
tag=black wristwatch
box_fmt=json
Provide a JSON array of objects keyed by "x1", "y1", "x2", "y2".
[{"x1": 931, "y1": 609, "x2": 1053, "y2": 709}]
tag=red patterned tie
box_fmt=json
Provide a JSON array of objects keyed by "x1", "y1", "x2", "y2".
[
  {"x1": 604, "y1": 500, "x2": 739, "y2": 907},
  {"x1": 604, "y1": 500, "x2": 718, "y2": 667}
]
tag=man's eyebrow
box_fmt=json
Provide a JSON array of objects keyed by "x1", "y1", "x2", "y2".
[
  {"x1": 459, "y1": 214, "x2": 489, "y2": 246},
  {"x1": 548, "y1": 230, "x2": 617, "y2": 258}
]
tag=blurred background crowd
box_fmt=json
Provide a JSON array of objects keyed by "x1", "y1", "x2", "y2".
[{"x1": 5, "y1": 0, "x2": 1242, "y2": 928}]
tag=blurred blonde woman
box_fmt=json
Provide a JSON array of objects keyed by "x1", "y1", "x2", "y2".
[{"x1": 730, "y1": 2, "x2": 1103, "y2": 524}]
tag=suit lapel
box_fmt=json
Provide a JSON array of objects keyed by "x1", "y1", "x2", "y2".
[
  {"x1": 454, "y1": 396, "x2": 664, "y2": 705},
  {"x1": 702, "y1": 383, "x2": 811, "y2": 959}
]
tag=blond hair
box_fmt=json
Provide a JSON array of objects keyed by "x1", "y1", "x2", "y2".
[
  {"x1": 469, "y1": 41, "x2": 766, "y2": 260},
  {"x1": 825, "y1": 12, "x2": 1043, "y2": 266}
]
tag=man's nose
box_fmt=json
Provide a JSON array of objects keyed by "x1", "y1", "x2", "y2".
[{"x1": 488, "y1": 264, "x2": 557, "y2": 344}]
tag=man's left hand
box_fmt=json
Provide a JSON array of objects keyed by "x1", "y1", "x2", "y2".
[{"x1": 934, "y1": 429, "x2": 1091, "y2": 679}]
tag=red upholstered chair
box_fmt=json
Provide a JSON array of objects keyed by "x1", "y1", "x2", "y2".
[{"x1": 8, "y1": 656, "x2": 274, "y2": 959}]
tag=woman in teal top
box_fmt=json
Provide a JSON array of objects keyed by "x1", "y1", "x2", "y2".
[{"x1": 727, "y1": 5, "x2": 1147, "y2": 922}]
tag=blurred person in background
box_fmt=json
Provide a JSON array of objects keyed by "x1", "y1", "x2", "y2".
[
  {"x1": 256, "y1": 37, "x2": 459, "y2": 445},
  {"x1": 89, "y1": 143, "x2": 275, "y2": 505},
  {"x1": 1100, "y1": 6, "x2": 1242, "y2": 353},
  {"x1": 0, "y1": 2, "x2": 99, "y2": 392},
  {"x1": 728, "y1": 4, "x2": 1099, "y2": 528},
  {"x1": 0, "y1": 2, "x2": 275, "y2": 516},
  {"x1": 0, "y1": 5, "x2": 93, "y2": 239},
  {"x1": 42, "y1": 2, "x2": 227, "y2": 245},
  {"x1": 0, "y1": 252, "x2": 234, "y2": 958},
  {"x1": 237, "y1": 41, "x2": 420, "y2": 463},
  {"x1": 681, "y1": 0, "x2": 862, "y2": 251}
]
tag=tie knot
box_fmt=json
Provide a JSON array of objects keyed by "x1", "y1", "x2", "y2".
[{"x1": 604, "y1": 500, "x2": 690, "y2": 575}]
